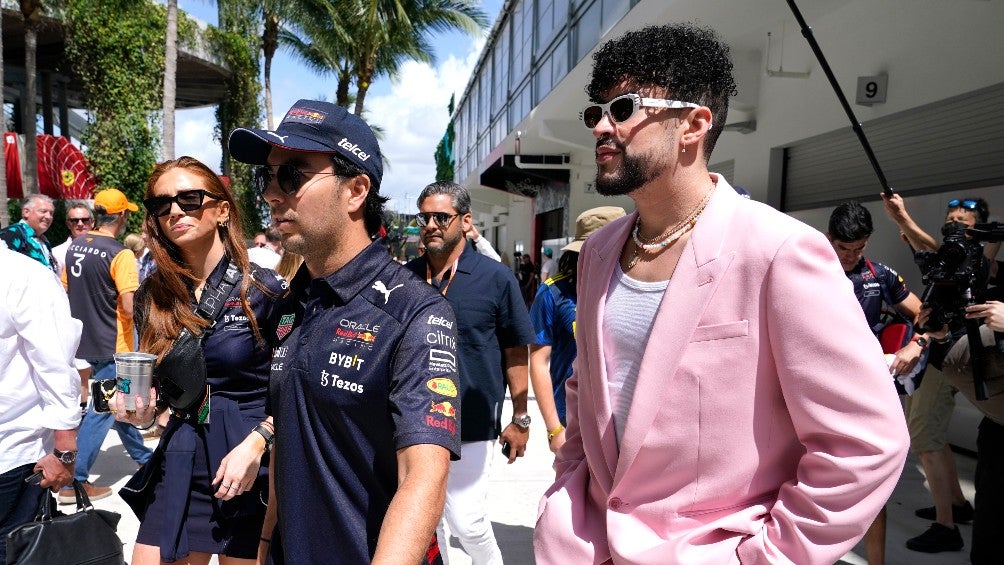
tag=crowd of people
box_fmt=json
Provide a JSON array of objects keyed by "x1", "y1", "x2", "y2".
[{"x1": 2, "y1": 21, "x2": 1002, "y2": 565}]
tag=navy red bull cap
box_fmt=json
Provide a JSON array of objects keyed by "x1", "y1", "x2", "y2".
[{"x1": 228, "y1": 99, "x2": 383, "y2": 189}]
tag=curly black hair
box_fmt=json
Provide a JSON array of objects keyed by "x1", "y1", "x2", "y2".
[{"x1": 587, "y1": 23, "x2": 737, "y2": 159}]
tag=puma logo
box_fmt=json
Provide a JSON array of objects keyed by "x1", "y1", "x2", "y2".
[
  {"x1": 372, "y1": 281, "x2": 404, "y2": 304},
  {"x1": 266, "y1": 131, "x2": 289, "y2": 143}
]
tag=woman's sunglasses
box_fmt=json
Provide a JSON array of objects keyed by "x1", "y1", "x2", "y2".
[
  {"x1": 253, "y1": 164, "x2": 341, "y2": 196},
  {"x1": 143, "y1": 189, "x2": 219, "y2": 217},
  {"x1": 580, "y1": 93, "x2": 701, "y2": 129}
]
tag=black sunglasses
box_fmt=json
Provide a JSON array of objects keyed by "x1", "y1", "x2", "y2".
[
  {"x1": 143, "y1": 189, "x2": 219, "y2": 217},
  {"x1": 416, "y1": 212, "x2": 459, "y2": 228},
  {"x1": 947, "y1": 198, "x2": 979, "y2": 211},
  {"x1": 67, "y1": 217, "x2": 93, "y2": 224},
  {"x1": 253, "y1": 164, "x2": 342, "y2": 196}
]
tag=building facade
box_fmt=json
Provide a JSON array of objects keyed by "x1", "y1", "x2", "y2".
[{"x1": 449, "y1": 0, "x2": 1004, "y2": 288}]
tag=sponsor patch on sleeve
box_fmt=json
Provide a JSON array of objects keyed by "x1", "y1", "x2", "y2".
[{"x1": 427, "y1": 377, "x2": 457, "y2": 397}]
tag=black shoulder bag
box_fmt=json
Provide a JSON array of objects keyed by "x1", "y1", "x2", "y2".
[
  {"x1": 155, "y1": 262, "x2": 242, "y2": 421},
  {"x1": 5, "y1": 480, "x2": 125, "y2": 565}
]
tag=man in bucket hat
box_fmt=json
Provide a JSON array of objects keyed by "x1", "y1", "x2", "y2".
[
  {"x1": 229, "y1": 100, "x2": 459, "y2": 564},
  {"x1": 529, "y1": 206, "x2": 626, "y2": 453}
]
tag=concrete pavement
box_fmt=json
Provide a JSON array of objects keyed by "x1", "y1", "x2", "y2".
[{"x1": 83, "y1": 397, "x2": 976, "y2": 564}]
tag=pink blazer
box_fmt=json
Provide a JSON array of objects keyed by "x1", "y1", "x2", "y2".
[{"x1": 534, "y1": 180, "x2": 909, "y2": 564}]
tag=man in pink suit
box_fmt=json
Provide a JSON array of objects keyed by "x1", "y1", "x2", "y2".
[{"x1": 533, "y1": 24, "x2": 910, "y2": 565}]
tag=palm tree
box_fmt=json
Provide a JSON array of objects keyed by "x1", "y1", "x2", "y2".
[
  {"x1": 20, "y1": 0, "x2": 43, "y2": 196},
  {"x1": 162, "y1": 0, "x2": 178, "y2": 160},
  {"x1": 348, "y1": 0, "x2": 488, "y2": 116}
]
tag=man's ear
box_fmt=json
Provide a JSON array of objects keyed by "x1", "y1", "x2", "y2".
[
  {"x1": 345, "y1": 174, "x2": 371, "y2": 215},
  {"x1": 679, "y1": 106, "x2": 715, "y2": 148}
]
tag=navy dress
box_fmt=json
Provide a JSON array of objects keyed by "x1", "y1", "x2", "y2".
[{"x1": 126, "y1": 257, "x2": 285, "y2": 561}]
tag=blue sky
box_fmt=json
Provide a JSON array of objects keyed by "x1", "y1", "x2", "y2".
[{"x1": 174, "y1": 1, "x2": 504, "y2": 213}]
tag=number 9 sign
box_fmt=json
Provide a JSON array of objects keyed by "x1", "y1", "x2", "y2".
[{"x1": 856, "y1": 75, "x2": 888, "y2": 106}]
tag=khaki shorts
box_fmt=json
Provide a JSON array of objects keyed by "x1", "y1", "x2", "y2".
[
  {"x1": 941, "y1": 326, "x2": 1004, "y2": 426},
  {"x1": 905, "y1": 367, "x2": 957, "y2": 454}
]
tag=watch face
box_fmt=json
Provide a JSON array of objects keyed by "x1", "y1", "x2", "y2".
[
  {"x1": 513, "y1": 415, "x2": 531, "y2": 428},
  {"x1": 54, "y1": 450, "x2": 77, "y2": 464}
]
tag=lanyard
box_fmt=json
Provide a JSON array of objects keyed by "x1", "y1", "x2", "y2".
[{"x1": 427, "y1": 258, "x2": 459, "y2": 296}]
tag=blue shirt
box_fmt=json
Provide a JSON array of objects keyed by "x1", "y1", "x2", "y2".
[
  {"x1": 529, "y1": 273, "x2": 577, "y2": 425},
  {"x1": 266, "y1": 242, "x2": 460, "y2": 564},
  {"x1": 406, "y1": 242, "x2": 535, "y2": 442}
]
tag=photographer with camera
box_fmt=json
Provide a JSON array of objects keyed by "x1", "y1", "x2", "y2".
[
  {"x1": 884, "y1": 194, "x2": 1004, "y2": 559},
  {"x1": 918, "y1": 295, "x2": 1003, "y2": 565},
  {"x1": 880, "y1": 195, "x2": 993, "y2": 553}
]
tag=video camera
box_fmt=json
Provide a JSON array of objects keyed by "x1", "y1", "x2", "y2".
[
  {"x1": 915, "y1": 221, "x2": 1004, "y2": 399},
  {"x1": 914, "y1": 221, "x2": 1003, "y2": 332}
]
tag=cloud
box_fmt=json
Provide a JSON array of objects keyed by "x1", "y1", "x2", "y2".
[
  {"x1": 174, "y1": 106, "x2": 223, "y2": 170},
  {"x1": 172, "y1": 35, "x2": 485, "y2": 215},
  {"x1": 365, "y1": 42, "x2": 483, "y2": 213}
]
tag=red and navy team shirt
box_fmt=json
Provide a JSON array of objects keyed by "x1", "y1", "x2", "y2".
[
  {"x1": 846, "y1": 258, "x2": 911, "y2": 330},
  {"x1": 266, "y1": 242, "x2": 460, "y2": 564}
]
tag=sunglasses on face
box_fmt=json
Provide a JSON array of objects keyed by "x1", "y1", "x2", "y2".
[
  {"x1": 947, "y1": 199, "x2": 980, "y2": 211},
  {"x1": 580, "y1": 93, "x2": 702, "y2": 129},
  {"x1": 416, "y1": 212, "x2": 459, "y2": 228},
  {"x1": 143, "y1": 189, "x2": 219, "y2": 217},
  {"x1": 253, "y1": 164, "x2": 342, "y2": 196},
  {"x1": 68, "y1": 217, "x2": 93, "y2": 224}
]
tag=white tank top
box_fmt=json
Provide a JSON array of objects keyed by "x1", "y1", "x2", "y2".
[{"x1": 602, "y1": 262, "x2": 669, "y2": 446}]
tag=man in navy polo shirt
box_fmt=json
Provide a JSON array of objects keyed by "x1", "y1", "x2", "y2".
[
  {"x1": 406, "y1": 181, "x2": 535, "y2": 565},
  {"x1": 229, "y1": 99, "x2": 460, "y2": 564}
]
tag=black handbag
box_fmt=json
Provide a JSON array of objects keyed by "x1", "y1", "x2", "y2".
[
  {"x1": 5, "y1": 480, "x2": 124, "y2": 565},
  {"x1": 155, "y1": 262, "x2": 241, "y2": 416}
]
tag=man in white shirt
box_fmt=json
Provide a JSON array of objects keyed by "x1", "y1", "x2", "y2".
[
  {"x1": 247, "y1": 227, "x2": 282, "y2": 269},
  {"x1": 0, "y1": 247, "x2": 82, "y2": 563}
]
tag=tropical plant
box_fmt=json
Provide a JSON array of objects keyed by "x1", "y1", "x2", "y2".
[
  {"x1": 64, "y1": 0, "x2": 166, "y2": 234},
  {"x1": 347, "y1": 0, "x2": 488, "y2": 116}
]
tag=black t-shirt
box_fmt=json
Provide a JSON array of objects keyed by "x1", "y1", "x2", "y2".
[{"x1": 266, "y1": 242, "x2": 460, "y2": 563}]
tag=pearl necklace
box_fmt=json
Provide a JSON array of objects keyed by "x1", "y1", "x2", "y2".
[{"x1": 624, "y1": 185, "x2": 715, "y2": 272}]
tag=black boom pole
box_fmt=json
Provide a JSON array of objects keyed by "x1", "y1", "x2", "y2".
[{"x1": 785, "y1": 0, "x2": 894, "y2": 196}]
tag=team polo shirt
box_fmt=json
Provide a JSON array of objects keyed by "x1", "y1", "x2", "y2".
[
  {"x1": 63, "y1": 231, "x2": 139, "y2": 358},
  {"x1": 266, "y1": 242, "x2": 460, "y2": 564},
  {"x1": 406, "y1": 242, "x2": 535, "y2": 442},
  {"x1": 845, "y1": 258, "x2": 910, "y2": 330},
  {"x1": 529, "y1": 273, "x2": 577, "y2": 425}
]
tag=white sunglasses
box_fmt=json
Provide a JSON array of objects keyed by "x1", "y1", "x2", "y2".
[{"x1": 580, "y1": 93, "x2": 701, "y2": 128}]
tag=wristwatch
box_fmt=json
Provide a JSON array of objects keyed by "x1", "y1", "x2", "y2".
[
  {"x1": 512, "y1": 414, "x2": 531, "y2": 429},
  {"x1": 53, "y1": 448, "x2": 77, "y2": 464},
  {"x1": 253, "y1": 424, "x2": 275, "y2": 452},
  {"x1": 913, "y1": 335, "x2": 930, "y2": 350}
]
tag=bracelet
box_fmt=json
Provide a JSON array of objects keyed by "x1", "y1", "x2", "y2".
[
  {"x1": 253, "y1": 424, "x2": 275, "y2": 452},
  {"x1": 547, "y1": 424, "x2": 565, "y2": 442},
  {"x1": 260, "y1": 537, "x2": 271, "y2": 543},
  {"x1": 134, "y1": 418, "x2": 157, "y2": 430}
]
